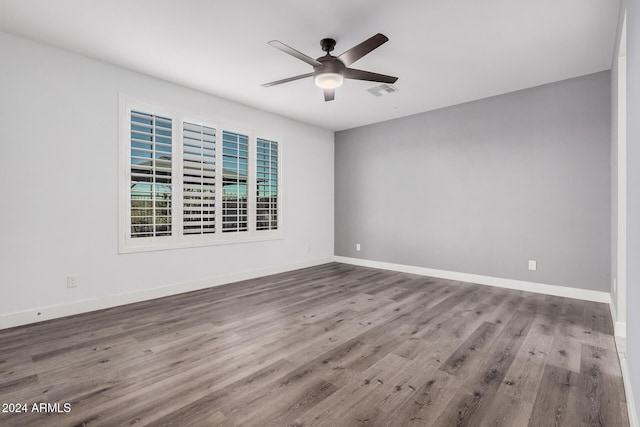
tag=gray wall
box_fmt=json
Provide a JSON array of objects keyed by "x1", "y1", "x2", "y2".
[
  {"x1": 335, "y1": 72, "x2": 611, "y2": 292},
  {"x1": 625, "y1": 0, "x2": 640, "y2": 417}
]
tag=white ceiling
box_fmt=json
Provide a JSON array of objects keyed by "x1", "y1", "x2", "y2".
[{"x1": 0, "y1": 0, "x2": 620, "y2": 131}]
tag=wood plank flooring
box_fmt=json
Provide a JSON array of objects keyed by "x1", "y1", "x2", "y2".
[{"x1": 0, "y1": 263, "x2": 628, "y2": 426}]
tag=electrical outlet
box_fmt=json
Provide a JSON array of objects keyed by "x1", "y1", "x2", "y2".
[
  {"x1": 356, "y1": 243, "x2": 361, "y2": 251},
  {"x1": 67, "y1": 275, "x2": 78, "y2": 288},
  {"x1": 528, "y1": 260, "x2": 537, "y2": 271}
]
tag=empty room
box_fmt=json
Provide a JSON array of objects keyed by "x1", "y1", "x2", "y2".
[{"x1": 1, "y1": 0, "x2": 639, "y2": 426}]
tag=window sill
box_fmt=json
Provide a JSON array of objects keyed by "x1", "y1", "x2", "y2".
[{"x1": 118, "y1": 231, "x2": 284, "y2": 254}]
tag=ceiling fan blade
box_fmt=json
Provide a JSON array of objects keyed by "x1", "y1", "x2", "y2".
[
  {"x1": 324, "y1": 88, "x2": 335, "y2": 102},
  {"x1": 337, "y1": 33, "x2": 389, "y2": 67},
  {"x1": 343, "y1": 68, "x2": 398, "y2": 84},
  {"x1": 261, "y1": 73, "x2": 314, "y2": 87},
  {"x1": 268, "y1": 40, "x2": 321, "y2": 67}
]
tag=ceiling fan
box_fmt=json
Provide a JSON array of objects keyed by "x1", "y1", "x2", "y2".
[{"x1": 262, "y1": 33, "x2": 398, "y2": 102}]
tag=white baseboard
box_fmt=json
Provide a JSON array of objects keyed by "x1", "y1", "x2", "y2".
[
  {"x1": 334, "y1": 256, "x2": 610, "y2": 303},
  {"x1": 619, "y1": 352, "x2": 639, "y2": 427},
  {"x1": 0, "y1": 257, "x2": 334, "y2": 330},
  {"x1": 612, "y1": 301, "x2": 635, "y2": 426},
  {"x1": 609, "y1": 299, "x2": 627, "y2": 339},
  {"x1": 616, "y1": 322, "x2": 627, "y2": 339}
]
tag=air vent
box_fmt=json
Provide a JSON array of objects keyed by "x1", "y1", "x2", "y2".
[{"x1": 366, "y1": 84, "x2": 399, "y2": 97}]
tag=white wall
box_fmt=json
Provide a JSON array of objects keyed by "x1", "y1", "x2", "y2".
[{"x1": 0, "y1": 32, "x2": 334, "y2": 327}]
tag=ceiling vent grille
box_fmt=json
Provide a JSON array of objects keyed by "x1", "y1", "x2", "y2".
[{"x1": 366, "y1": 84, "x2": 399, "y2": 97}]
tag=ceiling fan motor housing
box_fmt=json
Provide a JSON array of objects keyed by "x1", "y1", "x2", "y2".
[{"x1": 314, "y1": 55, "x2": 345, "y2": 76}]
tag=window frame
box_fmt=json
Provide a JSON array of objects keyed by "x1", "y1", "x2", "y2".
[{"x1": 119, "y1": 95, "x2": 283, "y2": 254}]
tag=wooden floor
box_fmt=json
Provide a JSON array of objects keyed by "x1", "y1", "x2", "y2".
[{"x1": 0, "y1": 263, "x2": 628, "y2": 426}]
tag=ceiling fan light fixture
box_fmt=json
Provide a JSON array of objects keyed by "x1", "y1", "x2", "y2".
[{"x1": 314, "y1": 72, "x2": 344, "y2": 89}]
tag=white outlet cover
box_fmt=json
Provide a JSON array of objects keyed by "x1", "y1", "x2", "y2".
[
  {"x1": 528, "y1": 260, "x2": 537, "y2": 271},
  {"x1": 67, "y1": 275, "x2": 78, "y2": 288}
]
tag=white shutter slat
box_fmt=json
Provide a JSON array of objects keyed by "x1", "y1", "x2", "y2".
[
  {"x1": 183, "y1": 183, "x2": 215, "y2": 192},
  {"x1": 183, "y1": 153, "x2": 207, "y2": 162}
]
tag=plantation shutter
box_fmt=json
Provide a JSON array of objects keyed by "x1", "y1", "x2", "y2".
[
  {"x1": 129, "y1": 110, "x2": 173, "y2": 238},
  {"x1": 256, "y1": 138, "x2": 278, "y2": 231},
  {"x1": 182, "y1": 122, "x2": 216, "y2": 235},
  {"x1": 221, "y1": 130, "x2": 248, "y2": 232}
]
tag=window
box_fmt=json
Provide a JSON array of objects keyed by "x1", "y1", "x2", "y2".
[
  {"x1": 182, "y1": 122, "x2": 216, "y2": 235},
  {"x1": 130, "y1": 111, "x2": 173, "y2": 238},
  {"x1": 256, "y1": 138, "x2": 278, "y2": 231},
  {"x1": 222, "y1": 131, "x2": 249, "y2": 233},
  {"x1": 120, "y1": 98, "x2": 281, "y2": 253}
]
